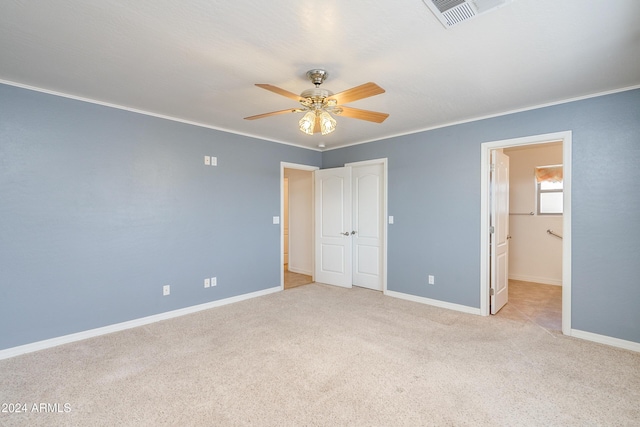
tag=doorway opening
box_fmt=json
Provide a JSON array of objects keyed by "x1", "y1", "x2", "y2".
[
  {"x1": 281, "y1": 163, "x2": 317, "y2": 290},
  {"x1": 480, "y1": 131, "x2": 572, "y2": 336},
  {"x1": 498, "y1": 143, "x2": 564, "y2": 331}
]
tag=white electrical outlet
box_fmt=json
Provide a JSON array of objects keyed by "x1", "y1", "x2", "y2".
[
  {"x1": 273, "y1": 216, "x2": 280, "y2": 224},
  {"x1": 163, "y1": 285, "x2": 170, "y2": 296},
  {"x1": 204, "y1": 155, "x2": 211, "y2": 165},
  {"x1": 211, "y1": 156, "x2": 217, "y2": 166},
  {"x1": 211, "y1": 277, "x2": 217, "y2": 287},
  {"x1": 388, "y1": 216, "x2": 394, "y2": 224},
  {"x1": 428, "y1": 275, "x2": 435, "y2": 285},
  {"x1": 204, "y1": 278, "x2": 210, "y2": 288}
]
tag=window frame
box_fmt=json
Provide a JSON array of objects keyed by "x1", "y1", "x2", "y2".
[{"x1": 536, "y1": 169, "x2": 563, "y2": 215}]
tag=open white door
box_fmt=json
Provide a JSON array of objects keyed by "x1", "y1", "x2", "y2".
[
  {"x1": 490, "y1": 150, "x2": 510, "y2": 314},
  {"x1": 314, "y1": 167, "x2": 353, "y2": 288}
]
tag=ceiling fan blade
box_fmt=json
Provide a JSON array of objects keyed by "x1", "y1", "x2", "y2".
[
  {"x1": 329, "y1": 82, "x2": 385, "y2": 105},
  {"x1": 255, "y1": 84, "x2": 302, "y2": 102},
  {"x1": 337, "y1": 106, "x2": 389, "y2": 123},
  {"x1": 244, "y1": 108, "x2": 301, "y2": 120}
]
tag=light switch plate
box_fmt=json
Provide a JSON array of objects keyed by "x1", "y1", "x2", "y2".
[
  {"x1": 204, "y1": 155, "x2": 211, "y2": 165},
  {"x1": 211, "y1": 156, "x2": 217, "y2": 166},
  {"x1": 163, "y1": 285, "x2": 170, "y2": 296},
  {"x1": 204, "y1": 278, "x2": 210, "y2": 288},
  {"x1": 388, "y1": 216, "x2": 394, "y2": 224},
  {"x1": 273, "y1": 216, "x2": 280, "y2": 224},
  {"x1": 211, "y1": 277, "x2": 217, "y2": 287}
]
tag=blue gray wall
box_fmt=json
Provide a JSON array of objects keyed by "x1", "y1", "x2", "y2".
[
  {"x1": 323, "y1": 88, "x2": 640, "y2": 344},
  {"x1": 2, "y1": 83, "x2": 639, "y2": 350},
  {"x1": 0, "y1": 84, "x2": 321, "y2": 350}
]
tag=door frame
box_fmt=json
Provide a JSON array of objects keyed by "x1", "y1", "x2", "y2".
[
  {"x1": 345, "y1": 158, "x2": 389, "y2": 293},
  {"x1": 480, "y1": 131, "x2": 572, "y2": 335},
  {"x1": 282, "y1": 159, "x2": 387, "y2": 292},
  {"x1": 280, "y1": 162, "x2": 319, "y2": 290}
]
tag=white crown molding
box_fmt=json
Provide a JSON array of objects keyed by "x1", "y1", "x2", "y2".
[
  {"x1": 0, "y1": 78, "x2": 321, "y2": 152},
  {"x1": 3, "y1": 79, "x2": 639, "y2": 154},
  {"x1": 324, "y1": 83, "x2": 640, "y2": 151}
]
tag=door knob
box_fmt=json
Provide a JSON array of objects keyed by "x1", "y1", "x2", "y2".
[{"x1": 351, "y1": 231, "x2": 357, "y2": 235}]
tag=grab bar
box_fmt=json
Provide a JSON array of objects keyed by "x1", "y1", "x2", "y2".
[
  {"x1": 510, "y1": 212, "x2": 534, "y2": 216},
  {"x1": 547, "y1": 229, "x2": 563, "y2": 239}
]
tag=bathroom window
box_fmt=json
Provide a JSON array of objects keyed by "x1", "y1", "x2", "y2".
[{"x1": 536, "y1": 165, "x2": 563, "y2": 215}]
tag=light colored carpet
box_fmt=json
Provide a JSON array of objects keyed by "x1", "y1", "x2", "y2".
[{"x1": 1, "y1": 283, "x2": 639, "y2": 426}]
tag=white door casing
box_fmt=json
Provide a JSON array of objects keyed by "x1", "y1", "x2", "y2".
[
  {"x1": 314, "y1": 167, "x2": 353, "y2": 288},
  {"x1": 283, "y1": 177, "x2": 289, "y2": 265},
  {"x1": 351, "y1": 163, "x2": 384, "y2": 291},
  {"x1": 281, "y1": 162, "x2": 319, "y2": 289},
  {"x1": 490, "y1": 149, "x2": 510, "y2": 314},
  {"x1": 480, "y1": 132, "x2": 571, "y2": 334}
]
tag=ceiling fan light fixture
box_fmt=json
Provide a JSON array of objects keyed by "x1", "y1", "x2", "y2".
[
  {"x1": 246, "y1": 69, "x2": 388, "y2": 138},
  {"x1": 319, "y1": 111, "x2": 336, "y2": 135},
  {"x1": 298, "y1": 111, "x2": 316, "y2": 135}
]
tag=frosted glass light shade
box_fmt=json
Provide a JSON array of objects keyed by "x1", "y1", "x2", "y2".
[
  {"x1": 319, "y1": 111, "x2": 336, "y2": 135},
  {"x1": 298, "y1": 111, "x2": 316, "y2": 135}
]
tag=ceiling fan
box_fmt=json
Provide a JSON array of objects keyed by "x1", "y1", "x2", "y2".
[{"x1": 244, "y1": 69, "x2": 389, "y2": 136}]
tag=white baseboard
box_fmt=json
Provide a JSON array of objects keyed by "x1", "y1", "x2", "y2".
[
  {"x1": 0, "y1": 286, "x2": 281, "y2": 361},
  {"x1": 509, "y1": 274, "x2": 562, "y2": 286},
  {"x1": 384, "y1": 290, "x2": 482, "y2": 315},
  {"x1": 570, "y1": 329, "x2": 640, "y2": 353},
  {"x1": 287, "y1": 266, "x2": 312, "y2": 276}
]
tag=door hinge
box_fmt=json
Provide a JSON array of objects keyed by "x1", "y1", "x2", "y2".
[
  {"x1": 490, "y1": 163, "x2": 495, "y2": 172},
  {"x1": 490, "y1": 288, "x2": 495, "y2": 296},
  {"x1": 489, "y1": 226, "x2": 495, "y2": 233}
]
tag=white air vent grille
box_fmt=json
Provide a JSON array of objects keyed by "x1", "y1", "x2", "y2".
[
  {"x1": 441, "y1": 2, "x2": 476, "y2": 26},
  {"x1": 424, "y1": 0, "x2": 514, "y2": 28}
]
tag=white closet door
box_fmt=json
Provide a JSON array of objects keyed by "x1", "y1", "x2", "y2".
[
  {"x1": 352, "y1": 163, "x2": 384, "y2": 291},
  {"x1": 314, "y1": 167, "x2": 353, "y2": 288}
]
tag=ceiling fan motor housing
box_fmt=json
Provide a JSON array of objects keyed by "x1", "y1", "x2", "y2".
[{"x1": 300, "y1": 88, "x2": 334, "y2": 109}]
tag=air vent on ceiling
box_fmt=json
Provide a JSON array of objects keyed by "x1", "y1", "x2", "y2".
[{"x1": 423, "y1": 0, "x2": 513, "y2": 28}]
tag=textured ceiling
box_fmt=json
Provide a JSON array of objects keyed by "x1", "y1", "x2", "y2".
[{"x1": 1, "y1": 0, "x2": 639, "y2": 151}]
